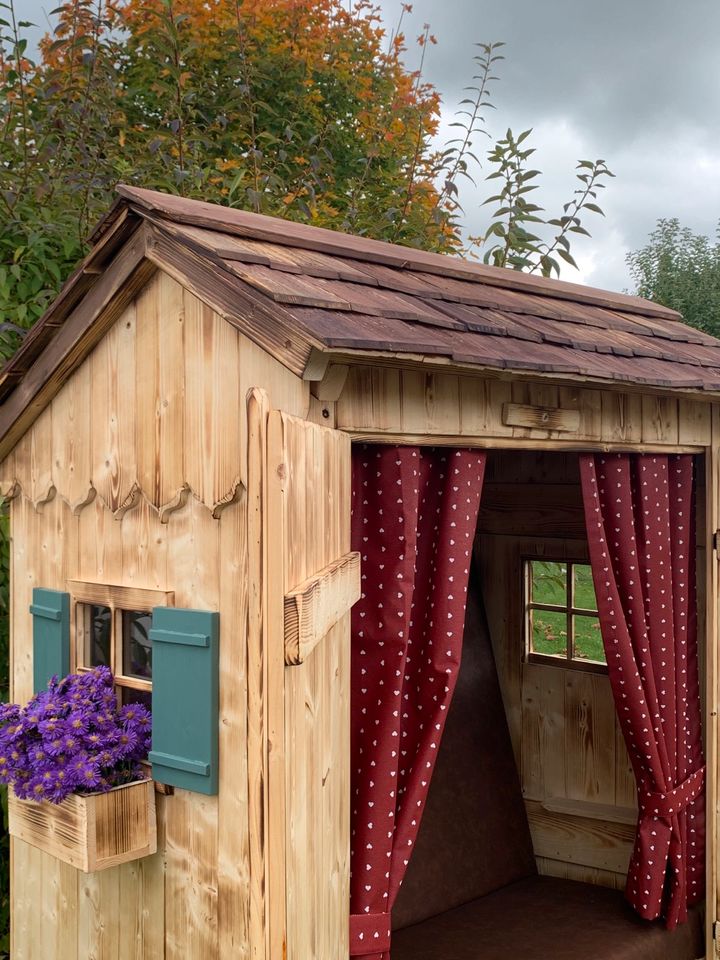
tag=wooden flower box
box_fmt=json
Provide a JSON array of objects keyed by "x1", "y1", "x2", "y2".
[{"x1": 8, "y1": 779, "x2": 157, "y2": 872}]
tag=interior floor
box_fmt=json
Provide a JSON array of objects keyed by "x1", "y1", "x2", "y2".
[{"x1": 390, "y1": 448, "x2": 706, "y2": 960}]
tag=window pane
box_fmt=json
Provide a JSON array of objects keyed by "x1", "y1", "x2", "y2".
[
  {"x1": 530, "y1": 561, "x2": 567, "y2": 607},
  {"x1": 84, "y1": 604, "x2": 112, "y2": 667},
  {"x1": 530, "y1": 609, "x2": 568, "y2": 658},
  {"x1": 120, "y1": 686, "x2": 152, "y2": 710},
  {"x1": 122, "y1": 611, "x2": 153, "y2": 680},
  {"x1": 573, "y1": 616, "x2": 605, "y2": 663},
  {"x1": 573, "y1": 564, "x2": 598, "y2": 611}
]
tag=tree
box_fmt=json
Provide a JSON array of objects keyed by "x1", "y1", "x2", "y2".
[
  {"x1": 0, "y1": 6, "x2": 615, "y2": 952},
  {"x1": 627, "y1": 218, "x2": 720, "y2": 336},
  {"x1": 0, "y1": 0, "x2": 613, "y2": 341}
]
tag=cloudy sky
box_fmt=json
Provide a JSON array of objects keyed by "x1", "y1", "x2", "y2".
[
  {"x1": 376, "y1": 0, "x2": 720, "y2": 291},
  {"x1": 21, "y1": 0, "x2": 720, "y2": 292}
]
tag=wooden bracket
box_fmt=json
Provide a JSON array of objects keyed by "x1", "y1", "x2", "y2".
[
  {"x1": 284, "y1": 551, "x2": 361, "y2": 665},
  {"x1": 310, "y1": 363, "x2": 350, "y2": 403},
  {"x1": 502, "y1": 402, "x2": 581, "y2": 433}
]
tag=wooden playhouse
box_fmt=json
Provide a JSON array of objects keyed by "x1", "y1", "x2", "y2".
[{"x1": 0, "y1": 185, "x2": 718, "y2": 959}]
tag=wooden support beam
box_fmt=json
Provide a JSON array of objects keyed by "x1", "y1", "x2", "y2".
[
  {"x1": 301, "y1": 346, "x2": 330, "y2": 382},
  {"x1": 310, "y1": 363, "x2": 350, "y2": 403},
  {"x1": 502, "y1": 402, "x2": 581, "y2": 432},
  {"x1": 284, "y1": 551, "x2": 361, "y2": 665}
]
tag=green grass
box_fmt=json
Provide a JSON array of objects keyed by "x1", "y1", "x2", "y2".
[{"x1": 530, "y1": 561, "x2": 605, "y2": 664}]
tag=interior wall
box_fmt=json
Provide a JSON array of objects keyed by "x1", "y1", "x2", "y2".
[{"x1": 475, "y1": 450, "x2": 707, "y2": 891}]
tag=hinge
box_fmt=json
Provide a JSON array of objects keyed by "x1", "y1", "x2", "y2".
[
  {"x1": 714, "y1": 919, "x2": 719, "y2": 941},
  {"x1": 714, "y1": 531, "x2": 720, "y2": 553}
]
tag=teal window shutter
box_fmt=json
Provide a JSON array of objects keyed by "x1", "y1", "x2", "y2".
[
  {"x1": 148, "y1": 607, "x2": 219, "y2": 795},
  {"x1": 30, "y1": 588, "x2": 71, "y2": 693}
]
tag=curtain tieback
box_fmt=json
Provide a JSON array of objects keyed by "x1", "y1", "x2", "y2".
[
  {"x1": 349, "y1": 912, "x2": 391, "y2": 955},
  {"x1": 641, "y1": 766, "x2": 705, "y2": 819}
]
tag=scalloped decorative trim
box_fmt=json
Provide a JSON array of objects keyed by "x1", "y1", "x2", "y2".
[{"x1": 0, "y1": 477, "x2": 245, "y2": 521}]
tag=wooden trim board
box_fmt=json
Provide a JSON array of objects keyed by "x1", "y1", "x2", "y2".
[
  {"x1": 503, "y1": 402, "x2": 581, "y2": 432},
  {"x1": 541, "y1": 797, "x2": 637, "y2": 827},
  {"x1": 67, "y1": 580, "x2": 174, "y2": 610},
  {"x1": 525, "y1": 799, "x2": 634, "y2": 875},
  {"x1": 284, "y1": 551, "x2": 360, "y2": 665}
]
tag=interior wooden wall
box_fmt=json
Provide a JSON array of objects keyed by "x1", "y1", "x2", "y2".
[
  {"x1": 2, "y1": 271, "x2": 312, "y2": 959},
  {"x1": 476, "y1": 450, "x2": 707, "y2": 891}
]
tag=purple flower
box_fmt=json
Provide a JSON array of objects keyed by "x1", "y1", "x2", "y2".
[
  {"x1": 44, "y1": 735, "x2": 66, "y2": 757},
  {"x1": 116, "y1": 728, "x2": 139, "y2": 758},
  {"x1": 0, "y1": 666, "x2": 152, "y2": 804},
  {"x1": 67, "y1": 712, "x2": 89, "y2": 736}
]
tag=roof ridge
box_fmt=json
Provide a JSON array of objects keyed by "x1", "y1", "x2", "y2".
[{"x1": 113, "y1": 185, "x2": 681, "y2": 322}]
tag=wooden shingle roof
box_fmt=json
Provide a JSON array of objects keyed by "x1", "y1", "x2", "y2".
[
  {"x1": 3, "y1": 185, "x2": 720, "y2": 422},
  {"x1": 115, "y1": 187, "x2": 720, "y2": 392}
]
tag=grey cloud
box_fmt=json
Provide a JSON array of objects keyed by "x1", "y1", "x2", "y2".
[
  {"x1": 18, "y1": 0, "x2": 720, "y2": 292},
  {"x1": 379, "y1": 0, "x2": 720, "y2": 291}
]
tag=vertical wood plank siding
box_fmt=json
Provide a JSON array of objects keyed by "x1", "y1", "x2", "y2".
[{"x1": 6, "y1": 271, "x2": 309, "y2": 959}]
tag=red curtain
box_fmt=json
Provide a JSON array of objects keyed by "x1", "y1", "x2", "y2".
[
  {"x1": 579, "y1": 453, "x2": 705, "y2": 927},
  {"x1": 349, "y1": 445, "x2": 486, "y2": 959}
]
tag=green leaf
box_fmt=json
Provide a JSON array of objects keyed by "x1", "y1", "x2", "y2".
[{"x1": 556, "y1": 248, "x2": 578, "y2": 268}]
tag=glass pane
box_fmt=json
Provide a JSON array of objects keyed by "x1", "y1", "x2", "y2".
[
  {"x1": 84, "y1": 604, "x2": 112, "y2": 667},
  {"x1": 573, "y1": 615, "x2": 606, "y2": 663},
  {"x1": 573, "y1": 564, "x2": 598, "y2": 611},
  {"x1": 530, "y1": 561, "x2": 567, "y2": 607},
  {"x1": 530, "y1": 609, "x2": 568, "y2": 658},
  {"x1": 122, "y1": 611, "x2": 153, "y2": 680},
  {"x1": 120, "y1": 686, "x2": 152, "y2": 710}
]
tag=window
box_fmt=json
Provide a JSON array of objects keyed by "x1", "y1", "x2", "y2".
[
  {"x1": 68, "y1": 581, "x2": 174, "y2": 706},
  {"x1": 524, "y1": 560, "x2": 605, "y2": 670}
]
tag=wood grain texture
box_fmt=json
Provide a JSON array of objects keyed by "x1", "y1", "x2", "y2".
[
  {"x1": 163, "y1": 493, "x2": 221, "y2": 960},
  {"x1": 51, "y1": 357, "x2": 93, "y2": 512},
  {"x1": 90, "y1": 299, "x2": 138, "y2": 514},
  {"x1": 502, "y1": 402, "x2": 581, "y2": 433},
  {"x1": 0, "y1": 229, "x2": 155, "y2": 465},
  {"x1": 337, "y1": 367, "x2": 712, "y2": 448},
  {"x1": 284, "y1": 551, "x2": 360, "y2": 665},
  {"x1": 246, "y1": 388, "x2": 271, "y2": 960},
  {"x1": 541, "y1": 797, "x2": 637, "y2": 826},
  {"x1": 526, "y1": 800, "x2": 634, "y2": 874},
  {"x1": 309, "y1": 363, "x2": 350, "y2": 402},
  {"x1": 217, "y1": 496, "x2": 251, "y2": 958},
  {"x1": 267, "y1": 410, "x2": 351, "y2": 960},
  {"x1": 9, "y1": 487, "x2": 250, "y2": 957},
  {"x1": 9, "y1": 781, "x2": 156, "y2": 872},
  {"x1": 2, "y1": 270, "x2": 310, "y2": 522},
  {"x1": 67, "y1": 579, "x2": 172, "y2": 610},
  {"x1": 479, "y1": 516, "x2": 639, "y2": 890}
]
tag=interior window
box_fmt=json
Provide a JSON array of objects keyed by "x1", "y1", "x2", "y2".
[{"x1": 525, "y1": 559, "x2": 605, "y2": 669}]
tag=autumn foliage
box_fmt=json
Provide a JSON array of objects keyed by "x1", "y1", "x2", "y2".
[
  {"x1": 0, "y1": 0, "x2": 613, "y2": 337},
  {"x1": 1, "y1": 0, "x2": 491, "y2": 335}
]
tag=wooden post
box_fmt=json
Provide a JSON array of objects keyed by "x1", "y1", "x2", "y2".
[{"x1": 707, "y1": 407, "x2": 719, "y2": 952}]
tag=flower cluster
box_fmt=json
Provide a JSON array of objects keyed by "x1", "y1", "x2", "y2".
[{"x1": 0, "y1": 667, "x2": 151, "y2": 804}]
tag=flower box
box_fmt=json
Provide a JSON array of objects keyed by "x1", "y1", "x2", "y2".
[{"x1": 8, "y1": 778, "x2": 157, "y2": 872}]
